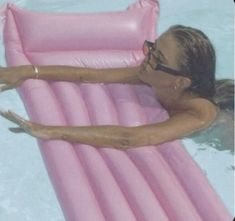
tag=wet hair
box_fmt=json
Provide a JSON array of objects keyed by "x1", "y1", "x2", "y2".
[
  {"x1": 214, "y1": 79, "x2": 234, "y2": 112},
  {"x1": 166, "y1": 25, "x2": 234, "y2": 112}
]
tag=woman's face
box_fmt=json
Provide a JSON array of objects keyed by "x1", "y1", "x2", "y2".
[{"x1": 139, "y1": 32, "x2": 183, "y2": 88}]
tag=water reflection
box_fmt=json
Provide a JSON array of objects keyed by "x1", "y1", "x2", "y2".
[{"x1": 188, "y1": 110, "x2": 234, "y2": 154}]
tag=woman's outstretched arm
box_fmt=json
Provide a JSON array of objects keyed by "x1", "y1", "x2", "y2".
[
  {"x1": 0, "y1": 65, "x2": 144, "y2": 92},
  {"x1": 0, "y1": 101, "x2": 216, "y2": 149}
]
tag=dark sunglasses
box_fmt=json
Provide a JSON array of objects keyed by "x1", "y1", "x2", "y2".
[{"x1": 143, "y1": 40, "x2": 188, "y2": 76}]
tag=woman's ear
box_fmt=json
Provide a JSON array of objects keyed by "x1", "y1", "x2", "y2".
[{"x1": 174, "y1": 76, "x2": 192, "y2": 90}]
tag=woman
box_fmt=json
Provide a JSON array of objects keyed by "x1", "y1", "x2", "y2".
[{"x1": 0, "y1": 25, "x2": 233, "y2": 149}]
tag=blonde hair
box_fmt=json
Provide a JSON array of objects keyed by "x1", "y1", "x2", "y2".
[{"x1": 167, "y1": 25, "x2": 234, "y2": 111}]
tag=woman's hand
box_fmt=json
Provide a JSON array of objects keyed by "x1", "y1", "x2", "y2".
[
  {"x1": 0, "y1": 110, "x2": 50, "y2": 139},
  {"x1": 0, "y1": 67, "x2": 26, "y2": 92},
  {"x1": 139, "y1": 56, "x2": 155, "y2": 74}
]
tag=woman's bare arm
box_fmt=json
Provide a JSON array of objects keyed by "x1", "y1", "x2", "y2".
[
  {"x1": 43, "y1": 102, "x2": 216, "y2": 149},
  {"x1": 0, "y1": 100, "x2": 217, "y2": 149},
  {"x1": 0, "y1": 65, "x2": 144, "y2": 92},
  {"x1": 26, "y1": 65, "x2": 143, "y2": 84}
]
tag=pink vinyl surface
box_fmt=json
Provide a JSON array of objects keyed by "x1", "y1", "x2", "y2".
[{"x1": 3, "y1": 1, "x2": 232, "y2": 220}]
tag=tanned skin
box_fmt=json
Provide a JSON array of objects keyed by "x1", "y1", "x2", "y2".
[{"x1": 0, "y1": 32, "x2": 217, "y2": 149}]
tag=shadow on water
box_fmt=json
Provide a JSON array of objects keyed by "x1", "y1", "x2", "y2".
[{"x1": 188, "y1": 110, "x2": 234, "y2": 155}]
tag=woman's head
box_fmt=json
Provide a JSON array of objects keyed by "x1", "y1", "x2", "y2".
[
  {"x1": 165, "y1": 25, "x2": 216, "y2": 100},
  {"x1": 142, "y1": 25, "x2": 233, "y2": 111},
  {"x1": 141, "y1": 29, "x2": 192, "y2": 91}
]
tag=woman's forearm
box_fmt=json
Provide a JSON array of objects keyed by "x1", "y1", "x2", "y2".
[
  {"x1": 15, "y1": 65, "x2": 142, "y2": 84},
  {"x1": 0, "y1": 110, "x2": 142, "y2": 148},
  {"x1": 18, "y1": 65, "x2": 98, "y2": 82},
  {"x1": 43, "y1": 124, "x2": 141, "y2": 149}
]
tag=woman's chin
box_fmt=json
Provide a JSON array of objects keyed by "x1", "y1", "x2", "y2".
[
  {"x1": 138, "y1": 75, "x2": 149, "y2": 84},
  {"x1": 138, "y1": 72, "x2": 146, "y2": 81},
  {"x1": 140, "y1": 78, "x2": 153, "y2": 87}
]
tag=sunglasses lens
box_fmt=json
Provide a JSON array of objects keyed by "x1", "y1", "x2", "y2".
[
  {"x1": 143, "y1": 44, "x2": 149, "y2": 55},
  {"x1": 143, "y1": 41, "x2": 154, "y2": 55}
]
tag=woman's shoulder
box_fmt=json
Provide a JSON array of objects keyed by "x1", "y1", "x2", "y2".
[{"x1": 169, "y1": 96, "x2": 218, "y2": 124}]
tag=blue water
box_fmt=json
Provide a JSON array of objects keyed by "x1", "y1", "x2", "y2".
[{"x1": 0, "y1": 0, "x2": 233, "y2": 220}]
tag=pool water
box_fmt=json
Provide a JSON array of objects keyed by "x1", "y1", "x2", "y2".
[{"x1": 0, "y1": 0, "x2": 233, "y2": 220}]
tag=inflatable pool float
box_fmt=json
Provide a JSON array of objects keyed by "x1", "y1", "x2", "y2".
[{"x1": 2, "y1": 1, "x2": 232, "y2": 220}]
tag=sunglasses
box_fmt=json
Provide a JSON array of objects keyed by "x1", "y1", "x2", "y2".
[{"x1": 143, "y1": 40, "x2": 187, "y2": 76}]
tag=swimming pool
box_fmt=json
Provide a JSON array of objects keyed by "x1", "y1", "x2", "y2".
[{"x1": 0, "y1": 0, "x2": 233, "y2": 220}]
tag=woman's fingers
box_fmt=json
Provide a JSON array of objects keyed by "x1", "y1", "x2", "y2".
[
  {"x1": 8, "y1": 111, "x2": 29, "y2": 127},
  {"x1": 0, "y1": 110, "x2": 48, "y2": 138},
  {"x1": 9, "y1": 127, "x2": 26, "y2": 133},
  {"x1": 0, "y1": 110, "x2": 35, "y2": 135},
  {"x1": 0, "y1": 110, "x2": 29, "y2": 126},
  {"x1": 0, "y1": 68, "x2": 24, "y2": 92},
  {"x1": 0, "y1": 110, "x2": 16, "y2": 123},
  {"x1": 0, "y1": 69, "x2": 8, "y2": 84},
  {"x1": 0, "y1": 79, "x2": 23, "y2": 92},
  {"x1": 0, "y1": 83, "x2": 15, "y2": 92}
]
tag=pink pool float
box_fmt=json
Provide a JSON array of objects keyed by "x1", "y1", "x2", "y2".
[{"x1": 1, "y1": 1, "x2": 232, "y2": 220}]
